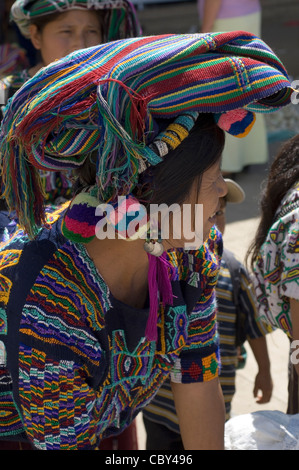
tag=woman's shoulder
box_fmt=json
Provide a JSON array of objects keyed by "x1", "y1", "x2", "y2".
[
  {"x1": 167, "y1": 226, "x2": 223, "y2": 285},
  {"x1": 0, "y1": 204, "x2": 70, "y2": 280},
  {"x1": 269, "y1": 182, "x2": 299, "y2": 239},
  {"x1": 260, "y1": 183, "x2": 299, "y2": 258},
  {"x1": 275, "y1": 182, "x2": 299, "y2": 220},
  {"x1": 0, "y1": 205, "x2": 108, "y2": 323}
]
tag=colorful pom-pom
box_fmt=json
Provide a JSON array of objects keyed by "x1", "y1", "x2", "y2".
[
  {"x1": 215, "y1": 109, "x2": 256, "y2": 138},
  {"x1": 62, "y1": 192, "x2": 149, "y2": 243},
  {"x1": 62, "y1": 192, "x2": 100, "y2": 243}
]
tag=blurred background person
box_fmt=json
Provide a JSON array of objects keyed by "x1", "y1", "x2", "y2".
[{"x1": 198, "y1": 0, "x2": 268, "y2": 177}]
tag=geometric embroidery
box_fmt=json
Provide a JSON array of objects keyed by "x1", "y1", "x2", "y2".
[
  {"x1": 0, "y1": 250, "x2": 22, "y2": 307},
  {"x1": 0, "y1": 275, "x2": 12, "y2": 307},
  {"x1": 0, "y1": 211, "x2": 222, "y2": 447},
  {"x1": 0, "y1": 309, "x2": 7, "y2": 335},
  {"x1": 0, "y1": 250, "x2": 22, "y2": 271},
  {"x1": 0, "y1": 391, "x2": 24, "y2": 437},
  {"x1": 164, "y1": 305, "x2": 188, "y2": 353},
  {"x1": 111, "y1": 330, "x2": 154, "y2": 385}
]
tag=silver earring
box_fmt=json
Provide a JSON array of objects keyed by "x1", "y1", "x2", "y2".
[{"x1": 144, "y1": 239, "x2": 164, "y2": 257}]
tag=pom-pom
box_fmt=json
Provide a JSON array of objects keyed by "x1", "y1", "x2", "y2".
[
  {"x1": 62, "y1": 192, "x2": 100, "y2": 243},
  {"x1": 215, "y1": 109, "x2": 256, "y2": 138}
]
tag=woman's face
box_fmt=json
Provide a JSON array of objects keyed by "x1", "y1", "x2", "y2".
[
  {"x1": 196, "y1": 160, "x2": 227, "y2": 240},
  {"x1": 163, "y1": 160, "x2": 227, "y2": 249},
  {"x1": 29, "y1": 10, "x2": 102, "y2": 66}
]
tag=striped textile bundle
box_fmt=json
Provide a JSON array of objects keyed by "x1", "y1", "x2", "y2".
[
  {"x1": 10, "y1": 0, "x2": 141, "y2": 40},
  {"x1": 0, "y1": 31, "x2": 293, "y2": 238}
]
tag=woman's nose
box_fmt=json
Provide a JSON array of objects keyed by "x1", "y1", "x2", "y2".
[{"x1": 72, "y1": 33, "x2": 87, "y2": 50}]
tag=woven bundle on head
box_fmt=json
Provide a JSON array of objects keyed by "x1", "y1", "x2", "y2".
[
  {"x1": 10, "y1": 0, "x2": 141, "y2": 40},
  {"x1": 0, "y1": 31, "x2": 293, "y2": 238}
]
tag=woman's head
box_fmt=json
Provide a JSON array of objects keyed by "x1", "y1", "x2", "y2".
[
  {"x1": 138, "y1": 114, "x2": 225, "y2": 206},
  {"x1": 10, "y1": 0, "x2": 141, "y2": 65},
  {"x1": 136, "y1": 114, "x2": 226, "y2": 244},
  {"x1": 0, "y1": 33, "x2": 293, "y2": 239},
  {"x1": 76, "y1": 113, "x2": 226, "y2": 245},
  {"x1": 29, "y1": 9, "x2": 103, "y2": 66},
  {"x1": 248, "y1": 134, "x2": 299, "y2": 268}
]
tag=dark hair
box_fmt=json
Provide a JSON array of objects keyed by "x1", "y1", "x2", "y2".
[
  {"x1": 247, "y1": 134, "x2": 299, "y2": 270},
  {"x1": 75, "y1": 113, "x2": 225, "y2": 205},
  {"x1": 135, "y1": 113, "x2": 225, "y2": 207}
]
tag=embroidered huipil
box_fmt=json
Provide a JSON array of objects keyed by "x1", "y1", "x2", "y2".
[
  {"x1": 0, "y1": 207, "x2": 221, "y2": 449},
  {"x1": 252, "y1": 183, "x2": 299, "y2": 337},
  {"x1": 142, "y1": 249, "x2": 269, "y2": 431}
]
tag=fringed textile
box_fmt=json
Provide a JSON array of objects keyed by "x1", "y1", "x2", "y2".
[{"x1": 0, "y1": 31, "x2": 293, "y2": 238}]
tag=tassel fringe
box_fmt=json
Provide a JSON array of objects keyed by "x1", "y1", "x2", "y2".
[{"x1": 145, "y1": 252, "x2": 173, "y2": 342}]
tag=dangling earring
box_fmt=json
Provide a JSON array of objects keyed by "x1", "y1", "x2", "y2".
[
  {"x1": 144, "y1": 238, "x2": 164, "y2": 257},
  {"x1": 144, "y1": 222, "x2": 164, "y2": 256}
]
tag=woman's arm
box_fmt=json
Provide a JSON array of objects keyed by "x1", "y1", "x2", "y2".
[
  {"x1": 247, "y1": 336, "x2": 273, "y2": 403},
  {"x1": 171, "y1": 377, "x2": 225, "y2": 450},
  {"x1": 200, "y1": 0, "x2": 223, "y2": 33}
]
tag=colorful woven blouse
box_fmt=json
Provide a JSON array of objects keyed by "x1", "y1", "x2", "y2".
[
  {"x1": 143, "y1": 249, "x2": 268, "y2": 431},
  {"x1": 0, "y1": 206, "x2": 222, "y2": 449},
  {"x1": 253, "y1": 183, "x2": 299, "y2": 337}
]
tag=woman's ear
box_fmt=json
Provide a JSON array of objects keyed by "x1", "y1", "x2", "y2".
[{"x1": 29, "y1": 24, "x2": 42, "y2": 50}]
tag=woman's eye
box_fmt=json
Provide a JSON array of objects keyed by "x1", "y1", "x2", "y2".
[{"x1": 87, "y1": 30, "x2": 101, "y2": 36}]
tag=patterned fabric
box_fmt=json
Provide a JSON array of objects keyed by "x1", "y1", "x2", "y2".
[
  {"x1": 0, "y1": 71, "x2": 73, "y2": 205},
  {"x1": 0, "y1": 32, "x2": 292, "y2": 238},
  {"x1": 252, "y1": 183, "x2": 299, "y2": 338},
  {"x1": 0, "y1": 207, "x2": 222, "y2": 449},
  {"x1": 146, "y1": 111, "x2": 199, "y2": 167},
  {"x1": 143, "y1": 249, "x2": 268, "y2": 431},
  {"x1": 10, "y1": 0, "x2": 141, "y2": 40},
  {"x1": 0, "y1": 44, "x2": 28, "y2": 78}
]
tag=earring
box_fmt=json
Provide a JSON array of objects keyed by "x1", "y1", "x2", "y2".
[{"x1": 144, "y1": 238, "x2": 164, "y2": 257}]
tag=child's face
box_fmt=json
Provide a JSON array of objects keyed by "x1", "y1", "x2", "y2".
[{"x1": 29, "y1": 10, "x2": 102, "y2": 66}]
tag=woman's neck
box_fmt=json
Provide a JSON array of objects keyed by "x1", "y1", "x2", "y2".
[
  {"x1": 28, "y1": 62, "x2": 44, "y2": 77},
  {"x1": 85, "y1": 237, "x2": 149, "y2": 309}
]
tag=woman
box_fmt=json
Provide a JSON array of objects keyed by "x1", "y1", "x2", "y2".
[
  {"x1": 197, "y1": 0, "x2": 267, "y2": 176},
  {"x1": 248, "y1": 135, "x2": 299, "y2": 414},
  {"x1": 0, "y1": 0, "x2": 140, "y2": 207},
  {"x1": 0, "y1": 32, "x2": 293, "y2": 450}
]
